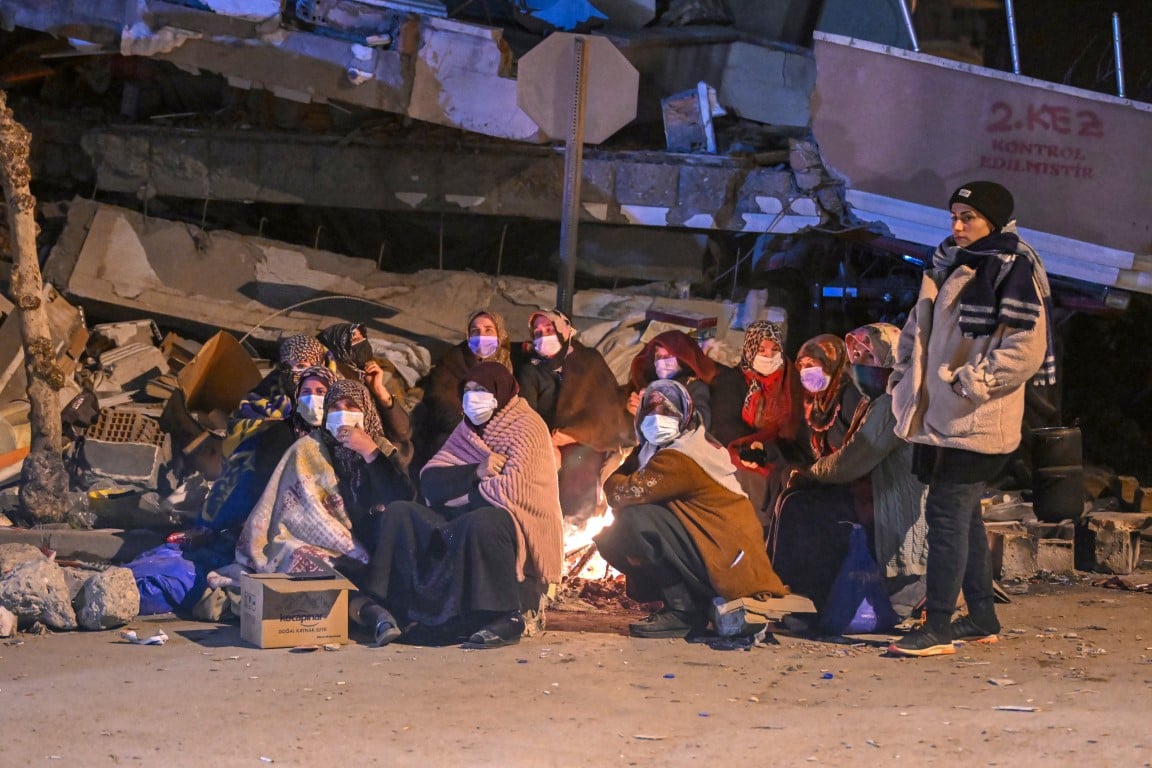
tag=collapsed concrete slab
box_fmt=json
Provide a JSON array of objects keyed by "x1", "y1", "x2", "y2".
[{"x1": 44, "y1": 198, "x2": 748, "y2": 381}]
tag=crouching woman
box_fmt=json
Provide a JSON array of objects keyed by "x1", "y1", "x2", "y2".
[
  {"x1": 595, "y1": 380, "x2": 788, "y2": 639},
  {"x1": 360, "y1": 362, "x2": 563, "y2": 649}
]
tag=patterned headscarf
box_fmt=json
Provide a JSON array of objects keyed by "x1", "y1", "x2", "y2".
[
  {"x1": 277, "y1": 334, "x2": 330, "y2": 392},
  {"x1": 797, "y1": 334, "x2": 850, "y2": 459},
  {"x1": 636, "y1": 378, "x2": 696, "y2": 438},
  {"x1": 740, "y1": 321, "x2": 784, "y2": 371},
  {"x1": 467, "y1": 309, "x2": 513, "y2": 371},
  {"x1": 321, "y1": 378, "x2": 386, "y2": 511}
]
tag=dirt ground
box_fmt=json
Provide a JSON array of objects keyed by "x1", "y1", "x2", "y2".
[{"x1": 3, "y1": 581, "x2": 1151, "y2": 767}]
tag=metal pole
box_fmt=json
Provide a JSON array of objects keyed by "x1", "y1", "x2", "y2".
[
  {"x1": 556, "y1": 36, "x2": 589, "y2": 317},
  {"x1": 1005, "y1": 0, "x2": 1021, "y2": 75},
  {"x1": 898, "y1": 0, "x2": 919, "y2": 52},
  {"x1": 1112, "y1": 12, "x2": 1126, "y2": 98}
]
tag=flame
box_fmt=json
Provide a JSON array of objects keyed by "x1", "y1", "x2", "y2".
[{"x1": 564, "y1": 508, "x2": 615, "y2": 580}]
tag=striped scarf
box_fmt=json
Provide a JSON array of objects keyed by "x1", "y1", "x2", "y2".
[{"x1": 934, "y1": 226, "x2": 1056, "y2": 385}]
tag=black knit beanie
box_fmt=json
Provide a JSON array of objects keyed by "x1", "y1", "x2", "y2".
[{"x1": 949, "y1": 181, "x2": 1014, "y2": 230}]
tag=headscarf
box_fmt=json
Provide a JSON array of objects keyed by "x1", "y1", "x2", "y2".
[
  {"x1": 291, "y1": 365, "x2": 341, "y2": 438},
  {"x1": 528, "y1": 309, "x2": 574, "y2": 371},
  {"x1": 317, "y1": 322, "x2": 371, "y2": 370},
  {"x1": 841, "y1": 323, "x2": 900, "y2": 444},
  {"x1": 628, "y1": 329, "x2": 717, "y2": 392},
  {"x1": 466, "y1": 309, "x2": 512, "y2": 371},
  {"x1": 737, "y1": 321, "x2": 796, "y2": 435},
  {"x1": 636, "y1": 380, "x2": 745, "y2": 496},
  {"x1": 241, "y1": 334, "x2": 330, "y2": 421},
  {"x1": 932, "y1": 223, "x2": 1056, "y2": 386},
  {"x1": 797, "y1": 334, "x2": 850, "y2": 459},
  {"x1": 462, "y1": 361, "x2": 520, "y2": 421},
  {"x1": 279, "y1": 334, "x2": 328, "y2": 371},
  {"x1": 321, "y1": 378, "x2": 385, "y2": 511}
]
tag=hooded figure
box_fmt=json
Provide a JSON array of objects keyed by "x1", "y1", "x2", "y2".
[
  {"x1": 626, "y1": 330, "x2": 717, "y2": 430},
  {"x1": 199, "y1": 366, "x2": 342, "y2": 538},
  {"x1": 769, "y1": 322, "x2": 928, "y2": 623},
  {"x1": 596, "y1": 379, "x2": 787, "y2": 640},
  {"x1": 411, "y1": 309, "x2": 513, "y2": 473},
  {"x1": 358, "y1": 361, "x2": 563, "y2": 650},
  {"x1": 516, "y1": 308, "x2": 634, "y2": 526}
]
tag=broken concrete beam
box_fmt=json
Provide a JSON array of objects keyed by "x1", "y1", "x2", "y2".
[
  {"x1": 97, "y1": 343, "x2": 168, "y2": 391},
  {"x1": 0, "y1": 526, "x2": 166, "y2": 564},
  {"x1": 719, "y1": 43, "x2": 814, "y2": 128},
  {"x1": 1035, "y1": 539, "x2": 1075, "y2": 574},
  {"x1": 91, "y1": 319, "x2": 161, "y2": 349},
  {"x1": 1083, "y1": 512, "x2": 1151, "y2": 575}
]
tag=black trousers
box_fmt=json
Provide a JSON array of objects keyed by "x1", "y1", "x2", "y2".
[
  {"x1": 923, "y1": 478, "x2": 995, "y2": 624},
  {"x1": 769, "y1": 484, "x2": 859, "y2": 611},
  {"x1": 363, "y1": 500, "x2": 520, "y2": 628},
  {"x1": 594, "y1": 503, "x2": 712, "y2": 611}
]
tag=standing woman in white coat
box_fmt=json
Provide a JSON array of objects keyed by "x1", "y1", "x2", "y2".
[{"x1": 887, "y1": 181, "x2": 1055, "y2": 657}]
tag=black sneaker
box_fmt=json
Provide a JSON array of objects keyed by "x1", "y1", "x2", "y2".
[
  {"x1": 951, "y1": 614, "x2": 1000, "y2": 644},
  {"x1": 888, "y1": 626, "x2": 956, "y2": 657},
  {"x1": 628, "y1": 609, "x2": 703, "y2": 639}
]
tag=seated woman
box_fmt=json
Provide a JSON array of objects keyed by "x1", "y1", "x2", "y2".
[
  {"x1": 795, "y1": 333, "x2": 861, "y2": 461},
  {"x1": 318, "y1": 321, "x2": 416, "y2": 475},
  {"x1": 236, "y1": 378, "x2": 415, "y2": 575},
  {"x1": 236, "y1": 334, "x2": 331, "y2": 423},
  {"x1": 717, "y1": 321, "x2": 804, "y2": 522},
  {"x1": 769, "y1": 323, "x2": 928, "y2": 619},
  {"x1": 356, "y1": 362, "x2": 563, "y2": 649},
  {"x1": 411, "y1": 308, "x2": 513, "y2": 474},
  {"x1": 516, "y1": 308, "x2": 634, "y2": 526},
  {"x1": 626, "y1": 329, "x2": 717, "y2": 430},
  {"x1": 594, "y1": 380, "x2": 788, "y2": 639},
  {"x1": 198, "y1": 366, "x2": 340, "y2": 538}
]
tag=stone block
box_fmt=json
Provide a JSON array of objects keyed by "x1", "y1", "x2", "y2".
[
  {"x1": 1114, "y1": 475, "x2": 1140, "y2": 505},
  {"x1": 1083, "y1": 511, "x2": 1151, "y2": 574},
  {"x1": 1035, "y1": 539, "x2": 1075, "y2": 574},
  {"x1": 986, "y1": 523, "x2": 1034, "y2": 580},
  {"x1": 1135, "y1": 487, "x2": 1152, "y2": 513},
  {"x1": 77, "y1": 566, "x2": 139, "y2": 630},
  {"x1": 0, "y1": 559, "x2": 77, "y2": 630},
  {"x1": 0, "y1": 542, "x2": 46, "y2": 575},
  {"x1": 1026, "y1": 519, "x2": 1075, "y2": 541}
]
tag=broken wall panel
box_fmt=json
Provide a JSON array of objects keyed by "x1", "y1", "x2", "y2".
[{"x1": 79, "y1": 125, "x2": 817, "y2": 234}]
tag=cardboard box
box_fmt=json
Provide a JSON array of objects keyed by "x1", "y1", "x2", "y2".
[{"x1": 240, "y1": 570, "x2": 356, "y2": 649}]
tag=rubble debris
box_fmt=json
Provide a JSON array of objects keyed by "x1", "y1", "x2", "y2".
[
  {"x1": 80, "y1": 409, "x2": 171, "y2": 490},
  {"x1": 0, "y1": 605, "x2": 14, "y2": 636},
  {"x1": 1083, "y1": 511, "x2": 1150, "y2": 575},
  {"x1": 76, "y1": 566, "x2": 139, "y2": 630},
  {"x1": 0, "y1": 558, "x2": 78, "y2": 630},
  {"x1": 662, "y1": 81, "x2": 726, "y2": 154},
  {"x1": 0, "y1": 541, "x2": 46, "y2": 574},
  {"x1": 120, "y1": 628, "x2": 168, "y2": 645}
]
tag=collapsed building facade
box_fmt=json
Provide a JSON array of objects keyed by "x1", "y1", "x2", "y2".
[{"x1": 0, "y1": 0, "x2": 1149, "y2": 483}]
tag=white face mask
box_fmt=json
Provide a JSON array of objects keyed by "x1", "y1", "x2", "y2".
[
  {"x1": 653, "y1": 357, "x2": 681, "y2": 380},
  {"x1": 325, "y1": 409, "x2": 364, "y2": 439},
  {"x1": 751, "y1": 353, "x2": 783, "y2": 377},
  {"x1": 799, "y1": 366, "x2": 830, "y2": 393},
  {"x1": 462, "y1": 391, "x2": 499, "y2": 426},
  {"x1": 640, "y1": 413, "x2": 681, "y2": 446},
  {"x1": 297, "y1": 394, "x2": 325, "y2": 426},
  {"x1": 468, "y1": 335, "x2": 500, "y2": 359},
  {"x1": 533, "y1": 334, "x2": 563, "y2": 359}
]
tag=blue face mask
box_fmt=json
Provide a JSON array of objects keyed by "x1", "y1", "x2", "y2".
[
  {"x1": 468, "y1": 335, "x2": 500, "y2": 359},
  {"x1": 640, "y1": 414, "x2": 681, "y2": 446}
]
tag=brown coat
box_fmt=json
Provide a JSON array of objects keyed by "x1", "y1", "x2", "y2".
[{"x1": 604, "y1": 449, "x2": 788, "y2": 600}]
